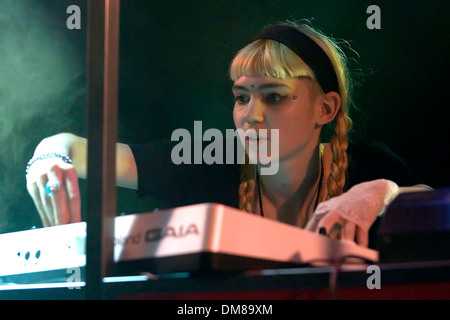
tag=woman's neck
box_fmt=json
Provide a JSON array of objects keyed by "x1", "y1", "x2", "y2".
[{"x1": 258, "y1": 143, "x2": 322, "y2": 227}]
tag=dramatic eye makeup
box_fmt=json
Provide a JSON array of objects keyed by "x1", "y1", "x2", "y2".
[
  {"x1": 232, "y1": 82, "x2": 293, "y2": 105},
  {"x1": 263, "y1": 92, "x2": 288, "y2": 104},
  {"x1": 234, "y1": 94, "x2": 250, "y2": 104}
]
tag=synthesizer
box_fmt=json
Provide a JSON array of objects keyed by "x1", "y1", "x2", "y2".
[{"x1": 0, "y1": 203, "x2": 378, "y2": 282}]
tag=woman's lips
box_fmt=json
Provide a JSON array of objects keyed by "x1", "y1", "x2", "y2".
[{"x1": 246, "y1": 135, "x2": 269, "y2": 146}]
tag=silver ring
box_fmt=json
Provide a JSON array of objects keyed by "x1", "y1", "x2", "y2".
[{"x1": 45, "y1": 181, "x2": 60, "y2": 196}]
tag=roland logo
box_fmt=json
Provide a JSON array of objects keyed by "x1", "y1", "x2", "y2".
[{"x1": 145, "y1": 223, "x2": 199, "y2": 242}]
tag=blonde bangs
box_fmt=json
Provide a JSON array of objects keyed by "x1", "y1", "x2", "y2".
[{"x1": 229, "y1": 39, "x2": 314, "y2": 81}]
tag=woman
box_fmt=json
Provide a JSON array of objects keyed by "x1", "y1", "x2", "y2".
[{"x1": 24, "y1": 21, "x2": 430, "y2": 248}]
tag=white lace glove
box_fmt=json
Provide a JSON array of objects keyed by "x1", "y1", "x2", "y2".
[{"x1": 305, "y1": 179, "x2": 399, "y2": 247}]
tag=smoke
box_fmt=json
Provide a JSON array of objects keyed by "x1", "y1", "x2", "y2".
[{"x1": 0, "y1": 0, "x2": 86, "y2": 233}]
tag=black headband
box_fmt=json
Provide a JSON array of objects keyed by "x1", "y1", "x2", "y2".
[{"x1": 253, "y1": 25, "x2": 339, "y2": 94}]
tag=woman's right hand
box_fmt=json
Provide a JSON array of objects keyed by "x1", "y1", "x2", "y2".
[
  {"x1": 25, "y1": 133, "x2": 87, "y2": 227},
  {"x1": 25, "y1": 132, "x2": 137, "y2": 227},
  {"x1": 26, "y1": 155, "x2": 81, "y2": 227}
]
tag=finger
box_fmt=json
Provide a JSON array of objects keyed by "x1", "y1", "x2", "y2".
[
  {"x1": 50, "y1": 182, "x2": 70, "y2": 225},
  {"x1": 47, "y1": 165, "x2": 70, "y2": 225},
  {"x1": 342, "y1": 221, "x2": 356, "y2": 242},
  {"x1": 356, "y1": 227, "x2": 369, "y2": 248},
  {"x1": 27, "y1": 181, "x2": 51, "y2": 227},
  {"x1": 304, "y1": 213, "x2": 321, "y2": 232},
  {"x1": 37, "y1": 173, "x2": 56, "y2": 225},
  {"x1": 305, "y1": 202, "x2": 331, "y2": 231},
  {"x1": 64, "y1": 167, "x2": 81, "y2": 223},
  {"x1": 316, "y1": 210, "x2": 343, "y2": 236}
]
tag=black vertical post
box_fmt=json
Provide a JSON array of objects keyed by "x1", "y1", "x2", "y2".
[{"x1": 85, "y1": 0, "x2": 120, "y2": 300}]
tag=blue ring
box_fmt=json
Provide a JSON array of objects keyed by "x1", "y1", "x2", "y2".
[{"x1": 45, "y1": 181, "x2": 60, "y2": 196}]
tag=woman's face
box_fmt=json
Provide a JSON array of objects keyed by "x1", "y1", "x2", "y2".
[{"x1": 232, "y1": 75, "x2": 323, "y2": 163}]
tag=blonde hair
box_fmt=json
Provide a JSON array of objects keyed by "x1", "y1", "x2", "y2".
[{"x1": 230, "y1": 21, "x2": 353, "y2": 213}]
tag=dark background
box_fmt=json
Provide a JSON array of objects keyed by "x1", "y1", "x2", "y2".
[{"x1": 0, "y1": 0, "x2": 448, "y2": 233}]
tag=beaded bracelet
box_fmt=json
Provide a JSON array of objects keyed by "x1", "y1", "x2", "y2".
[{"x1": 25, "y1": 152, "x2": 73, "y2": 178}]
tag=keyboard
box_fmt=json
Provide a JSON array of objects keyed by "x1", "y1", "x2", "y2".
[{"x1": 0, "y1": 203, "x2": 378, "y2": 282}]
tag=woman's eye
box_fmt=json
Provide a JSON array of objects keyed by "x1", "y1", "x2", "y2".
[
  {"x1": 264, "y1": 93, "x2": 287, "y2": 104},
  {"x1": 234, "y1": 95, "x2": 249, "y2": 104}
]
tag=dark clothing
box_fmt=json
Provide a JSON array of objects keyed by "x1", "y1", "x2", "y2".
[
  {"x1": 130, "y1": 138, "x2": 423, "y2": 207},
  {"x1": 129, "y1": 138, "x2": 424, "y2": 249},
  {"x1": 130, "y1": 139, "x2": 240, "y2": 208},
  {"x1": 345, "y1": 139, "x2": 422, "y2": 189}
]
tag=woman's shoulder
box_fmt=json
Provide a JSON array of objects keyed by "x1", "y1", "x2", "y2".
[
  {"x1": 322, "y1": 138, "x2": 406, "y2": 172},
  {"x1": 347, "y1": 139, "x2": 401, "y2": 158},
  {"x1": 345, "y1": 138, "x2": 424, "y2": 189},
  {"x1": 127, "y1": 139, "x2": 241, "y2": 207}
]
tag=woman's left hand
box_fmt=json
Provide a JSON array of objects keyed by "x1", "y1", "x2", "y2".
[{"x1": 305, "y1": 179, "x2": 399, "y2": 247}]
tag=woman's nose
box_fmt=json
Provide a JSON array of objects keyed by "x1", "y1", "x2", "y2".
[{"x1": 244, "y1": 98, "x2": 264, "y2": 124}]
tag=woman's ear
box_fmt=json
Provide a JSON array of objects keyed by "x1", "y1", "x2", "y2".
[{"x1": 317, "y1": 91, "x2": 341, "y2": 125}]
